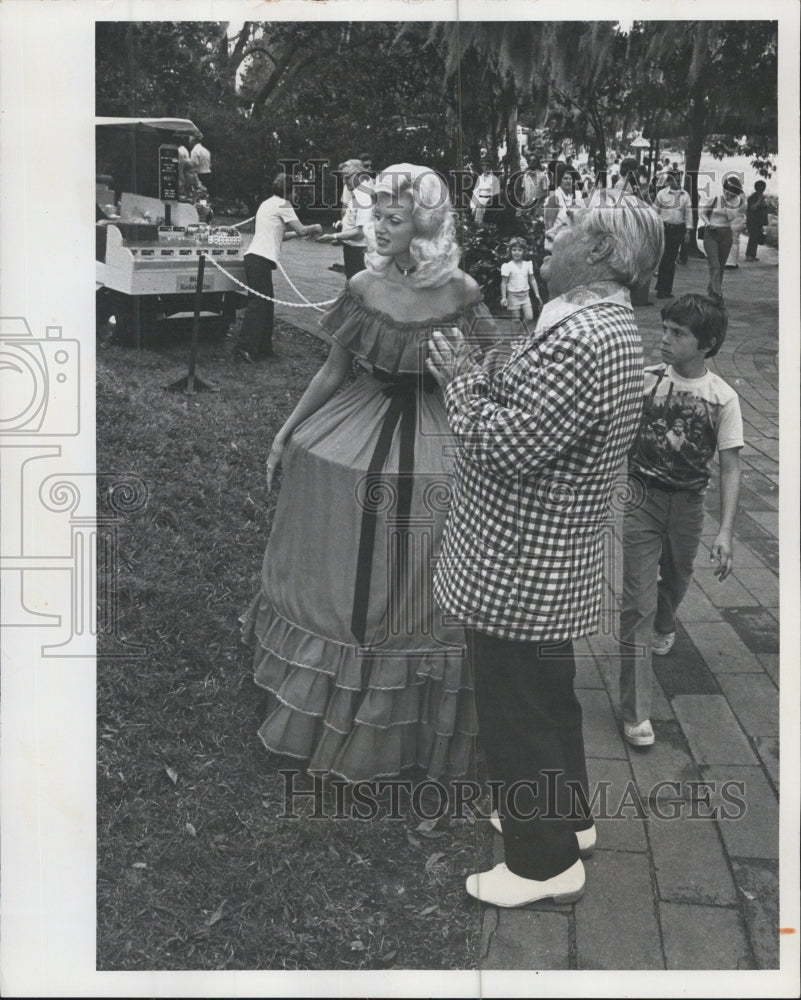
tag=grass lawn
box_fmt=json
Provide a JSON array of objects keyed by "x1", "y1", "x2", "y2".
[{"x1": 96, "y1": 317, "x2": 490, "y2": 971}]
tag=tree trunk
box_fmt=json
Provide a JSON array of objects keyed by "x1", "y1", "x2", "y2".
[
  {"x1": 594, "y1": 126, "x2": 607, "y2": 180},
  {"x1": 683, "y1": 97, "x2": 707, "y2": 257},
  {"x1": 505, "y1": 100, "x2": 520, "y2": 175},
  {"x1": 587, "y1": 95, "x2": 606, "y2": 178}
]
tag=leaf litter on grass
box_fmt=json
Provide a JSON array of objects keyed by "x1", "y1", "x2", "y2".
[{"x1": 97, "y1": 323, "x2": 488, "y2": 971}]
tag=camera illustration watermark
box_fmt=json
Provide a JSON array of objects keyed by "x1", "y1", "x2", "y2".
[
  {"x1": 0, "y1": 317, "x2": 80, "y2": 436},
  {"x1": 0, "y1": 315, "x2": 147, "y2": 657}
]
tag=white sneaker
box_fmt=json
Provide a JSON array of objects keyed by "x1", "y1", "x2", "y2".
[
  {"x1": 466, "y1": 859, "x2": 585, "y2": 907},
  {"x1": 489, "y1": 812, "x2": 597, "y2": 858},
  {"x1": 652, "y1": 631, "x2": 676, "y2": 656},
  {"x1": 624, "y1": 719, "x2": 655, "y2": 747}
]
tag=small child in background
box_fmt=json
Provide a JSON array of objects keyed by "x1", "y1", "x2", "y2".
[
  {"x1": 619, "y1": 294, "x2": 743, "y2": 749},
  {"x1": 500, "y1": 238, "x2": 542, "y2": 322}
]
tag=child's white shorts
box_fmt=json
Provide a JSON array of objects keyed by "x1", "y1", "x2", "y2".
[{"x1": 506, "y1": 289, "x2": 534, "y2": 320}]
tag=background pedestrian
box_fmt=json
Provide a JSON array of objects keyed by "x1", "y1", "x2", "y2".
[{"x1": 234, "y1": 172, "x2": 322, "y2": 362}]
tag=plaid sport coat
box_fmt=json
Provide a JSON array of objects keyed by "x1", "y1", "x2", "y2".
[{"x1": 434, "y1": 291, "x2": 644, "y2": 641}]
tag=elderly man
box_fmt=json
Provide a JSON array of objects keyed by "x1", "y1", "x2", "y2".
[{"x1": 427, "y1": 201, "x2": 663, "y2": 907}]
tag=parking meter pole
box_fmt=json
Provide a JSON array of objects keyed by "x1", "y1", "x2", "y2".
[{"x1": 165, "y1": 252, "x2": 219, "y2": 394}]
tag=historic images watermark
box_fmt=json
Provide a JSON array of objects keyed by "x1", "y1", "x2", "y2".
[
  {"x1": 278, "y1": 158, "x2": 743, "y2": 215},
  {"x1": 278, "y1": 769, "x2": 747, "y2": 823}
]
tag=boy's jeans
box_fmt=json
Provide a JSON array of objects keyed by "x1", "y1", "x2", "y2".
[{"x1": 619, "y1": 482, "x2": 706, "y2": 725}]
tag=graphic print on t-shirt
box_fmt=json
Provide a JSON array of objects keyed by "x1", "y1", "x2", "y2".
[
  {"x1": 629, "y1": 364, "x2": 742, "y2": 492},
  {"x1": 635, "y1": 391, "x2": 719, "y2": 489}
]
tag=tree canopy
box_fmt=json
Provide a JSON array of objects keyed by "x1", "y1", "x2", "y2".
[{"x1": 95, "y1": 19, "x2": 778, "y2": 212}]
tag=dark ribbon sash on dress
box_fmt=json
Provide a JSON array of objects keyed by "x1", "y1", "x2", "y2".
[{"x1": 350, "y1": 369, "x2": 437, "y2": 645}]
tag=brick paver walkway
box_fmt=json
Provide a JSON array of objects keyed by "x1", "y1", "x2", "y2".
[{"x1": 272, "y1": 235, "x2": 783, "y2": 972}]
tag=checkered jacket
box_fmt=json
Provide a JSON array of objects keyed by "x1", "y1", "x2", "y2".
[{"x1": 434, "y1": 301, "x2": 644, "y2": 641}]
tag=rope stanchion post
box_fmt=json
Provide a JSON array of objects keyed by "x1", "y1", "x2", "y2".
[
  {"x1": 165, "y1": 253, "x2": 220, "y2": 395},
  {"x1": 161, "y1": 246, "x2": 341, "y2": 393}
]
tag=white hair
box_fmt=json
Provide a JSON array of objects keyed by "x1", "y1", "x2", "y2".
[
  {"x1": 364, "y1": 163, "x2": 460, "y2": 287},
  {"x1": 577, "y1": 200, "x2": 665, "y2": 288}
]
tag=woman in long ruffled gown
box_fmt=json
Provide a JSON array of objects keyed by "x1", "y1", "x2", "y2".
[{"x1": 241, "y1": 164, "x2": 496, "y2": 782}]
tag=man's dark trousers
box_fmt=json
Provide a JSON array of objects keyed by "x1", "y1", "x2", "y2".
[
  {"x1": 469, "y1": 628, "x2": 593, "y2": 880},
  {"x1": 238, "y1": 253, "x2": 276, "y2": 357},
  {"x1": 656, "y1": 223, "x2": 685, "y2": 295}
]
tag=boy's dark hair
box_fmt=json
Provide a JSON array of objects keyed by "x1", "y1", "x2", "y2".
[
  {"x1": 661, "y1": 293, "x2": 728, "y2": 357},
  {"x1": 754, "y1": 180, "x2": 767, "y2": 192}
]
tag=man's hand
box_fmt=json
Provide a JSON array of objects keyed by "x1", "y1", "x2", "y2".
[
  {"x1": 426, "y1": 328, "x2": 470, "y2": 389},
  {"x1": 710, "y1": 529, "x2": 734, "y2": 580}
]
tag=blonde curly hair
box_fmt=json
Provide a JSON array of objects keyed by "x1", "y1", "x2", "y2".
[{"x1": 364, "y1": 163, "x2": 460, "y2": 287}]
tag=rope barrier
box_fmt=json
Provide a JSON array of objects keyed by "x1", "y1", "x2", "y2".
[
  {"x1": 275, "y1": 259, "x2": 329, "y2": 312},
  {"x1": 203, "y1": 252, "x2": 341, "y2": 309}
]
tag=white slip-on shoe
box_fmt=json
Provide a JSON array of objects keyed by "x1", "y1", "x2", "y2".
[
  {"x1": 624, "y1": 719, "x2": 655, "y2": 747},
  {"x1": 575, "y1": 824, "x2": 597, "y2": 857},
  {"x1": 465, "y1": 859, "x2": 585, "y2": 907},
  {"x1": 489, "y1": 811, "x2": 597, "y2": 858},
  {"x1": 652, "y1": 631, "x2": 676, "y2": 656}
]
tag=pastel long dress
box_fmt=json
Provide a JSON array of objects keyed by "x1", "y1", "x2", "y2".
[{"x1": 241, "y1": 282, "x2": 495, "y2": 782}]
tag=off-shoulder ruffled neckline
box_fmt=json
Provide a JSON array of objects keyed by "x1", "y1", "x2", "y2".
[{"x1": 334, "y1": 285, "x2": 485, "y2": 332}]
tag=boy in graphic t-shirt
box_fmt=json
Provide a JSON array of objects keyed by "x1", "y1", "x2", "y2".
[{"x1": 619, "y1": 294, "x2": 743, "y2": 747}]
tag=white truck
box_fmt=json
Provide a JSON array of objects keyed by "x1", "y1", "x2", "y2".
[{"x1": 95, "y1": 118, "x2": 247, "y2": 344}]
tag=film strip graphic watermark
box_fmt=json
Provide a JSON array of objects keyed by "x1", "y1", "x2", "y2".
[{"x1": 0, "y1": 316, "x2": 147, "y2": 657}]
